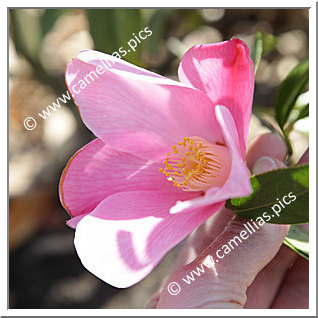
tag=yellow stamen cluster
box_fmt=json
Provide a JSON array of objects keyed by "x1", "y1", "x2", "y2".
[{"x1": 159, "y1": 136, "x2": 231, "y2": 192}]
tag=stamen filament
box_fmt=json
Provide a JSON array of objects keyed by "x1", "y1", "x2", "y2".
[{"x1": 160, "y1": 136, "x2": 231, "y2": 192}]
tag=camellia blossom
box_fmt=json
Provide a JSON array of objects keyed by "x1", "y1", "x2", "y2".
[{"x1": 59, "y1": 38, "x2": 255, "y2": 288}]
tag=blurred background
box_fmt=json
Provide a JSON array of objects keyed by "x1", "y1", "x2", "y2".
[{"x1": 9, "y1": 8, "x2": 309, "y2": 309}]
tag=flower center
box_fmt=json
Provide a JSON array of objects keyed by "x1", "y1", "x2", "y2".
[{"x1": 160, "y1": 136, "x2": 231, "y2": 192}]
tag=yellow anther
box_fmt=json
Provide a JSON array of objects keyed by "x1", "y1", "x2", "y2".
[{"x1": 161, "y1": 136, "x2": 231, "y2": 192}]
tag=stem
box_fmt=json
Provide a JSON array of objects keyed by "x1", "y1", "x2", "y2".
[{"x1": 283, "y1": 129, "x2": 293, "y2": 162}]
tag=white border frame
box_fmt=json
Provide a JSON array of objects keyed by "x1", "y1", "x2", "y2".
[{"x1": 4, "y1": 1, "x2": 316, "y2": 316}]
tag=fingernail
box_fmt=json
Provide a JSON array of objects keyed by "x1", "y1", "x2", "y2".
[{"x1": 252, "y1": 156, "x2": 278, "y2": 174}]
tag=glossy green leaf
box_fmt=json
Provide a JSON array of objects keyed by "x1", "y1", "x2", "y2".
[
  {"x1": 226, "y1": 164, "x2": 309, "y2": 224},
  {"x1": 275, "y1": 59, "x2": 309, "y2": 130},
  {"x1": 284, "y1": 225, "x2": 309, "y2": 260}
]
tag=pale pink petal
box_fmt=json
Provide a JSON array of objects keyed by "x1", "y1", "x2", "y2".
[
  {"x1": 74, "y1": 190, "x2": 223, "y2": 287},
  {"x1": 59, "y1": 138, "x2": 190, "y2": 219},
  {"x1": 66, "y1": 50, "x2": 223, "y2": 159},
  {"x1": 208, "y1": 105, "x2": 252, "y2": 196},
  {"x1": 178, "y1": 38, "x2": 254, "y2": 154},
  {"x1": 170, "y1": 105, "x2": 251, "y2": 214},
  {"x1": 74, "y1": 49, "x2": 165, "y2": 79}
]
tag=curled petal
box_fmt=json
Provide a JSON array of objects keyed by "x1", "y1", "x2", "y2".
[
  {"x1": 178, "y1": 38, "x2": 255, "y2": 155},
  {"x1": 170, "y1": 105, "x2": 251, "y2": 214}
]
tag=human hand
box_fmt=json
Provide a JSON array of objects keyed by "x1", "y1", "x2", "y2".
[{"x1": 146, "y1": 133, "x2": 309, "y2": 309}]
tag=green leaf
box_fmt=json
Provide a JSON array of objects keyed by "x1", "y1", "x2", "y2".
[
  {"x1": 287, "y1": 103, "x2": 309, "y2": 132},
  {"x1": 284, "y1": 225, "x2": 309, "y2": 260},
  {"x1": 251, "y1": 31, "x2": 263, "y2": 75},
  {"x1": 40, "y1": 9, "x2": 65, "y2": 39},
  {"x1": 275, "y1": 59, "x2": 309, "y2": 130},
  {"x1": 251, "y1": 32, "x2": 276, "y2": 75},
  {"x1": 262, "y1": 33, "x2": 277, "y2": 57},
  {"x1": 10, "y1": 9, "x2": 42, "y2": 61},
  {"x1": 145, "y1": 9, "x2": 174, "y2": 56},
  {"x1": 225, "y1": 164, "x2": 309, "y2": 224},
  {"x1": 297, "y1": 103, "x2": 309, "y2": 119},
  {"x1": 86, "y1": 9, "x2": 142, "y2": 65}
]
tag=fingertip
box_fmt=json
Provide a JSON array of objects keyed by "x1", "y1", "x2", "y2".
[
  {"x1": 246, "y1": 133, "x2": 287, "y2": 169},
  {"x1": 252, "y1": 156, "x2": 278, "y2": 174},
  {"x1": 203, "y1": 218, "x2": 289, "y2": 287},
  {"x1": 252, "y1": 156, "x2": 285, "y2": 175}
]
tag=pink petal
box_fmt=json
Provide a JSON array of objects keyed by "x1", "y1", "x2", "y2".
[
  {"x1": 73, "y1": 49, "x2": 165, "y2": 79},
  {"x1": 66, "y1": 213, "x2": 89, "y2": 228},
  {"x1": 170, "y1": 105, "x2": 251, "y2": 214},
  {"x1": 59, "y1": 138, "x2": 188, "y2": 219},
  {"x1": 74, "y1": 190, "x2": 223, "y2": 287},
  {"x1": 178, "y1": 38, "x2": 255, "y2": 155},
  {"x1": 66, "y1": 50, "x2": 223, "y2": 159}
]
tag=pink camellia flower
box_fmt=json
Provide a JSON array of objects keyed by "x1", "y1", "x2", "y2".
[{"x1": 59, "y1": 38, "x2": 254, "y2": 288}]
